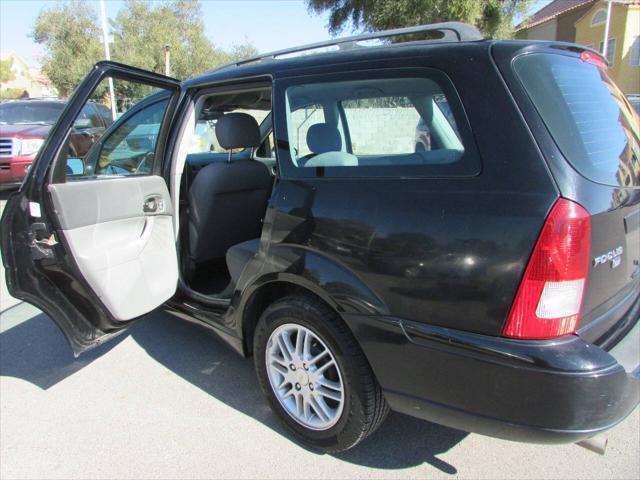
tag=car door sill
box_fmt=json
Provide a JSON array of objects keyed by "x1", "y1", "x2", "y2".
[{"x1": 177, "y1": 276, "x2": 232, "y2": 307}]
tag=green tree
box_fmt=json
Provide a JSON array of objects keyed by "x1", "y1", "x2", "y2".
[
  {"x1": 32, "y1": 0, "x2": 257, "y2": 99},
  {"x1": 0, "y1": 58, "x2": 16, "y2": 84},
  {"x1": 306, "y1": 0, "x2": 531, "y2": 39},
  {"x1": 0, "y1": 88, "x2": 24, "y2": 100},
  {"x1": 109, "y1": 0, "x2": 256, "y2": 100},
  {"x1": 111, "y1": 0, "x2": 220, "y2": 80},
  {"x1": 32, "y1": 0, "x2": 103, "y2": 96}
]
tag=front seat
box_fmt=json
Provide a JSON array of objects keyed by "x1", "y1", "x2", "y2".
[{"x1": 187, "y1": 112, "x2": 272, "y2": 265}]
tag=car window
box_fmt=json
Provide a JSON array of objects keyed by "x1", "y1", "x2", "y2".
[
  {"x1": 278, "y1": 73, "x2": 475, "y2": 178},
  {"x1": 97, "y1": 104, "x2": 115, "y2": 127},
  {"x1": 255, "y1": 131, "x2": 276, "y2": 161},
  {"x1": 514, "y1": 53, "x2": 640, "y2": 187},
  {"x1": 50, "y1": 76, "x2": 173, "y2": 182},
  {"x1": 288, "y1": 104, "x2": 325, "y2": 157},
  {"x1": 91, "y1": 98, "x2": 169, "y2": 176},
  {"x1": 0, "y1": 101, "x2": 64, "y2": 125},
  {"x1": 343, "y1": 97, "x2": 423, "y2": 155},
  {"x1": 189, "y1": 109, "x2": 270, "y2": 154},
  {"x1": 78, "y1": 104, "x2": 103, "y2": 128}
]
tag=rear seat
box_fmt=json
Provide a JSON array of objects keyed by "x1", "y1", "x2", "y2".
[{"x1": 226, "y1": 238, "x2": 261, "y2": 285}]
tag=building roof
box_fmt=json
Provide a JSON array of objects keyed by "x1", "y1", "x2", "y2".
[
  {"x1": 517, "y1": 0, "x2": 640, "y2": 31},
  {"x1": 573, "y1": 0, "x2": 640, "y2": 26},
  {"x1": 517, "y1": 0, "x2": 594, "y2": 31}
]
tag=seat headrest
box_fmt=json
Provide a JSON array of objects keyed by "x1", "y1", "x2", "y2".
[
  {"x1": 215, "y1": 112, "x2": 261, "y2": 150},
  {"x1": 306, "y1": 123, "x2": 342, "y2": 154}
]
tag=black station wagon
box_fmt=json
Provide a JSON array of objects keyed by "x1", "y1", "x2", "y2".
[{"x1": 1, "y1": 22, "x2": 639, "y2": 453}]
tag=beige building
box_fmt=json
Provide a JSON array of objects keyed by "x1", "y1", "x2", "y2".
[
  {"x1": 516, "y1": 0, "x2": 595, "y2": 42},
  {"x1": 574, "y1": 1, "x2": 640, "y2": 94},
  {"x1": 516, "y1": 0, "x2": 640, "y2": 94},
  {"x1": 0, "y1": 51, "x2": 57, "y2": 99}
]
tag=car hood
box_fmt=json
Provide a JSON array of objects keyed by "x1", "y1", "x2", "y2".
[{"x1": 0, "y1": 124, "x2": 51, "y2": 138}]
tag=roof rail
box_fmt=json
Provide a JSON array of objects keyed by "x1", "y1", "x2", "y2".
[
  {"x1": 23, "y1": 96, "x2": 62, "y2": 101},
  {"x1": 223, "y1": 21, "x2": 483, "y2": 69}
]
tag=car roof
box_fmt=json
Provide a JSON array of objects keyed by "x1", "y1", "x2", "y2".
[
  {"x1": 184, "y1": 37, "x2": 593, "y2": 88},
  {"x1": 0, "y1": 99, "x2": 65, "y2": 105},
  {"x1": 185, "y1": 39, "x2": 495, "y2": 87},
  {"x1": 0, "y1": 99, "x2": 103, "y2": 105}
]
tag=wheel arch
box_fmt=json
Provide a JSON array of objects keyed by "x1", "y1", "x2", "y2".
[
  {"x1": 239, "y1": 276, "x2": 342, "y2": 356},
  {"x1": 245, "y1": 275, "x2": 390, "y2": 451},
  {"x1": 237, "y1": 246, "x2": 388, "y2": 356}
]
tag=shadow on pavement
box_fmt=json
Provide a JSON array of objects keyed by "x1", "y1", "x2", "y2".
[
  {"x1": 0, "y1": 307, "x2": 467, "y2": 473},
  {"x1": 0, "y1": 303, "x2": 127, "y2": 389}
]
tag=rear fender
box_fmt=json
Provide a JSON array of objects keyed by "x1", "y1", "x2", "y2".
[
  {"x1": 233, "y1": 244, "x2": 388, "y2": 354},
  {"x1": 254, "y1": 244, "x2": 388, "y2": 315}
]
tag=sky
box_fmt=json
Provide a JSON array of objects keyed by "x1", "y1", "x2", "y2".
[
  {"x1": 0, "y1": 0, "x2": 334, "y2": 65},
  {"x1": 0, "y1": 0, "x2": 552, "y2": 68}
]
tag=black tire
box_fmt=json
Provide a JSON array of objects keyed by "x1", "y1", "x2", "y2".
[{"x1": 253, "y1": 294, "x2": 389, "y2": 452}]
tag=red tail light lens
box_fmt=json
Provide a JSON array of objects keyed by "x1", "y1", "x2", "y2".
[
  {"x1": 580, "y1": 50, "x2": 607, "y2": 68},
  {"x1": 503, "y1": 199, "x2": 591, "y2": 339}
]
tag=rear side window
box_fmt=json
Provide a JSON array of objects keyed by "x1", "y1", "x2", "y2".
[
  {"x1": 341, "y1": 94, "x2": 461, "y2": 156},
  {"x1": 276, "y1": 70, "x2": 479, "y2": 178},
  {"x1": 514, "y1": 53, "x2": 640, "y2": 188},
  {"x1": 288, "y1": 103, "x2": 325, "y2": 157}
]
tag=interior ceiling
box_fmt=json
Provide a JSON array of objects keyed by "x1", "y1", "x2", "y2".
[{"x1": 201, "y1": 89, "x2": 272, "y2": 117}]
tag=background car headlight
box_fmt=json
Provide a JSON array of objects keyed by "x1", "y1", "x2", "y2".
[{"x1": 19, "y1": 138, "x2": 45, "y2": 156}]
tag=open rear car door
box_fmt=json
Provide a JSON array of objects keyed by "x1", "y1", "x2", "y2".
[{"x1": 0, "y1": 61, "x2": 181, "y2": 355}]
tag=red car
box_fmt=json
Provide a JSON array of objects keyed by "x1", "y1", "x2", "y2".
[{"x1": 0, "y1": 99, "x2": 112, "y2": 189}]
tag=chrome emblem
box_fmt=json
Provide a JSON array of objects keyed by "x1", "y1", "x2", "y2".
[{"x1": 593, "y1": 246, "x2": 623, "y2": 269}]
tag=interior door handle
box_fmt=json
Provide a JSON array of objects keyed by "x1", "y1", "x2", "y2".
[
  {"x1": 28, "y1": 222, "x2": 57, "y2": 260},
  {"x1": 143, "y1": 195, "x2": 165, "y2": 215}
]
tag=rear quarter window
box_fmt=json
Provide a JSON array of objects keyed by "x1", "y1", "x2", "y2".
[
  {"x1": 275, "y1": 69, "x2": 480, "y2": 179},
  {"x1": 513, "y1": 53, "x2": 640, "y2": 188}
]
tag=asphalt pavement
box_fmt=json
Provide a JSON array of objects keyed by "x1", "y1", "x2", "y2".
[{"x1": 1, "y1": 192, "x2": 639, "y2": 480}]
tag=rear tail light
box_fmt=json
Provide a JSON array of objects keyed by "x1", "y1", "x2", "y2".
[
  {"x1": 580, "y1": 50, "x2": 607, "y2": 68},
  {"x1": 503, "y1": 199, "x2": 591, "y2": 339}
]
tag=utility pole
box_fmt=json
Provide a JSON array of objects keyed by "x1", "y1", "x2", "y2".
[
  {"x1": 602, "y1": 0, "x2": 613, "y2": 61},
  {"x1": 164, "y1": 44, "x2": 171, "y2": 77},
  {"x1": 99, "y1": 0, "x2": 117, "y2": 120}
]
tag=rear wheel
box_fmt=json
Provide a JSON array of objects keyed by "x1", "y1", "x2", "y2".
[{"x1": 253, "y1": 294, "x2": 388, "y2": 452}]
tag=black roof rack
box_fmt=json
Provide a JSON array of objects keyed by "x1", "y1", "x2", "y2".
[
  {"x1": 23, "y1": 97, "x2": 62, "y2": 101},
  {"x1": 216, "y1": 22, "x2": 482, "y2": 71}
]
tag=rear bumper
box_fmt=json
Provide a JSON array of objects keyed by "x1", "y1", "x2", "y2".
[{"x1": 344, "y1": 300, "x2": 639, "y2": 444}]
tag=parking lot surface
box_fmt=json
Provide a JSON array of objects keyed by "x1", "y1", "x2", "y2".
[{"x1": 1, "y1": 194, "x2": 639, "y2": 480}]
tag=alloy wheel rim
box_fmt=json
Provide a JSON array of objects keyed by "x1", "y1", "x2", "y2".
[{"x1": 265, "y1": 323, "x2": 345, "y2": 431}]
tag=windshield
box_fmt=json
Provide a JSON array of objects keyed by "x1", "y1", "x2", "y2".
[
  {"x1": 514, "y1": 53, "x2": 640, "y2": 188},
  {"x1": 0, "y1": 102, "x2": 65, "y2": 125}
]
